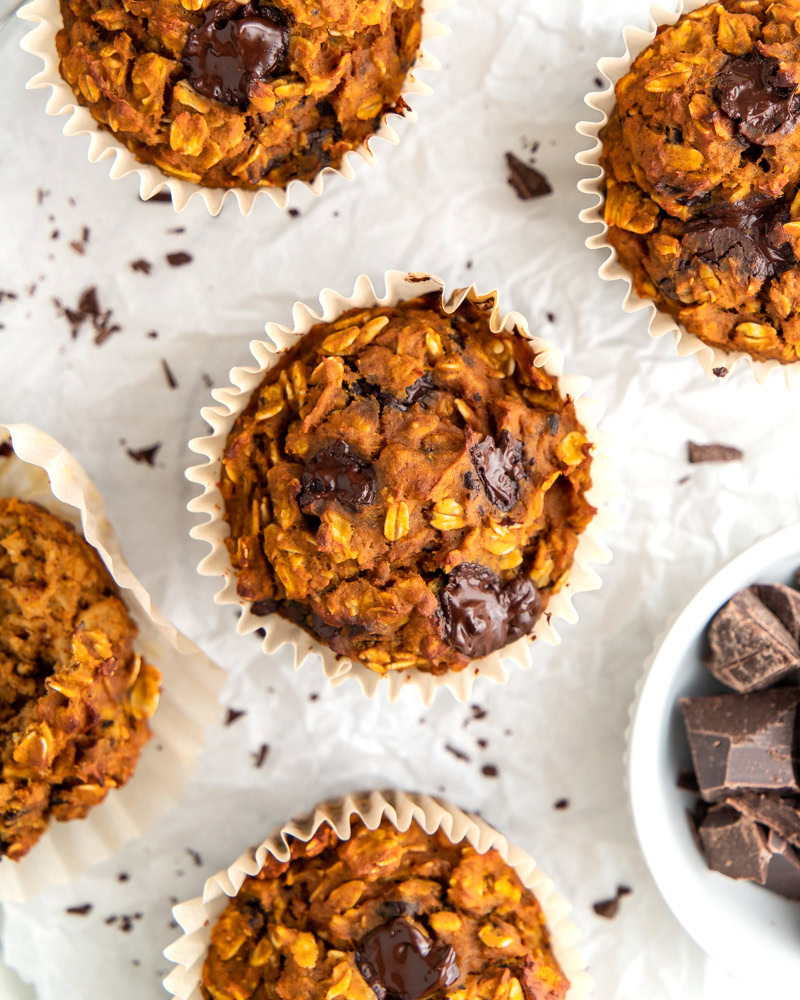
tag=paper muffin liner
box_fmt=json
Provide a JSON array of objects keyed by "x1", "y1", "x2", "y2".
[
  {"x1": 0, "y1": 423, "x2": 224, "y2": 902},
  {"x1": 186, "y1": 270, "x2": 615, "y2": 705},
  {"x1": 576, "y1": 0, "x2": 800, "y2": 389},
  {"x1": 17, "y1": 0, "x2": 450, "y2": 217},
  {"x1": 162, "y1": 788, "x2": 594, "y2": 1000}
]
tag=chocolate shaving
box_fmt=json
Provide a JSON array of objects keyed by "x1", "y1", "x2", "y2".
[
  {"x1": 126, "y1": 443, "x2": 162, "y2": 466},
  {"x1": 592, "y1": 885, "x2": 631, "y2": 919},
  {"x1": 505, "y1": 152, "x2": 552, "y2": 200},
  {"x1": 224, "y1": 708, "x2": 246, "y2": 726},
  {"x1": 252, "y1": 743, "x2": 270, "y2": 768},
  {"x1": 688, "y1": 441, "x2": 743, "y2": 464},
  {"x1": 161, "y1": 359, "x2": 178, "y2": 389},
  {"x1": 444, "y1": 744, "x2": 471, "y2": 762},
  {"x1": 54, "y1": 287, "x2": 121, "y2": 345},
  {"x1": 66, "y1": 903, "x2": 93, "y2": 916}
]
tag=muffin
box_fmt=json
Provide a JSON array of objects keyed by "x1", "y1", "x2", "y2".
[
  {"x1": 600, "y1": 0, "x2": 800, "y2": 364},
  {"x1": 220, "y1": 292, "x2": 596, "y2": 677},
  {"x1": 200, "y1": 817, "x2": 571, "y2": 1000},
  {"x1": 54, "y1": 0, "x2": 423, "y2": 190},
  {"x1": 0, "y1": 497, "x2": 161, "y2": 860}
]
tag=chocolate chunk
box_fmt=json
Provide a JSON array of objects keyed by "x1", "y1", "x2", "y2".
[
  {"x1": 438, "y1": 563, "x2": 541, "y2": 659},
  {"x1": 677, "y1": 768, "x2": 700, "y2": 793},
  {"x1": 764, "y1": 829, "x2": 800, "y2": 899},
  {"x1": 705, "y1": 587, "x2": 800, "y2": 692},
  {"x1": 681, "y1": 688, "x2": 800, "y2": 801},
  {"x1": 481, "y1": 763, "x2": 499, "y2": 777},
  {"x1": 251, "y1": 598, "x2": 277, "y2": 616},
  {"x1": 298, "y1": 440, "x2": 376, "y2": 510},
  {"x1": 754, "y1": 583, "x2": 800, "y2": 644},
  {"x1": 469, "y1": 430, "x2": 526, "y2": 512},
  {"x1": 698, "y1": 804, "x2": 772, "y2": 883},
  {"x1": 505, "y1": 152, "x2": 552, "y2": 200},
  {"x1": 0, "y1": 442, "x2": 12, "y2": 458},
  {"x1": 355, "y1": 917, "x2": 459, "y2": 1000},
  {"x1": 724, "y1": 792, "x2": 800, "y2": 850},
  {"x1": 687, "y1": 441, "x2": 744, "y2": 464},
  {"x1": 444, "y1": 744, "x2": 470, "y2": 762},
  {"x1": 716, "y1": 51, "x2": 800, "y2": 141},
  {"x1": 224, "y1": 708, "x2": 246, "y2": 726},
  {"x1": 131, "y1": 258, "x2": 152, "y2": 274},
  {"x1": 183, "y1": 2, "x2": 288, "y2": 109},
  {"x1": 166, "y1": 251, "x2": 193, "y2": 267},
  {"x1": 351, "y1": 374, "x2": 436, "y2": 413},
  {"x1": 684, "y1": 199, "x2": 793, "y2": 279},
  {"x1": 713, "y1": 367, "x2": 729, "y2": 378},
  {"x1": 592, "y1": 886, "x2": 631, "y2": 919}
]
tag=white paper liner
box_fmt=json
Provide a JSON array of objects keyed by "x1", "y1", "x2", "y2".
[
  {"x1": 162, "y1": 788, "x2": 594, "y2": 1000},
  {"x1": 186, "y1": 270, "x2": 615, "y2": 704},
  {"x1": 0, "y1": 423, "x2": 225, "y2": 903},
  {"x1": 576, "y1": 0, "x2": 800, "y2": 389},
  {"x1": 17, "y1": 0, "x2": 450, "y2": 216}
]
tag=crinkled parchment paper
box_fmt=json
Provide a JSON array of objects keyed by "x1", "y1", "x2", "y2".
[{"x1": 0, "y1": 1, "x2": 799, "y2": 998}]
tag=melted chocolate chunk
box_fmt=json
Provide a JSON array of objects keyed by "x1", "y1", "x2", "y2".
[
  {"x1": 469, "y1": 430, "x2": 526, "y2": 512},
  {"x1": 355, "y1": 918, "x2": 459, "y2": 1000},
  {"x1": 438, "y1": 563, "x2": 542, "y2": 659},
  {"x1": 684, "y1": 199, "x2": 794, "y2": 279},
  {"x1": 298, "y1": 440, "x2": 376, "y2": 510},
  {"x1": 352, "y1": 374, "x2": 437, "y2": 413},
  {"x1": 182, "y1": 2, "x2": 288, "y2": 109},
  {"x1": 716, "y1": 51, "x2": 800, "y2": 141}
]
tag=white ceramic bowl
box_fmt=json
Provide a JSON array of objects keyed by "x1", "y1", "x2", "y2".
[{"x1": 628, "y1": 524, "x2": 800, "y2": 983}]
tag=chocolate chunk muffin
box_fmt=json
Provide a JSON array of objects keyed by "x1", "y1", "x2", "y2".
[
  {"x1": 221, "y1": 292, "x2": 596, "y2": 676},
  {"x1": 200, "y1": 818, "x2": 570, "y2": 1000},
  {"x1": 0, "y1": 498, "x2": 161, "y2": 860},
  {"x1": 56, "y1": 0, "x2": 423, "y2": 189},
  {"x1": 600, "y1": 0, "x2": 800, "y2": 363}
]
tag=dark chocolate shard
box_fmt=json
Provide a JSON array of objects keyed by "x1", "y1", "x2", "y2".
[
  {"x1": 505, "y1": 152, "x2": 552, "y2": 200},
  {"x1": 298, "y1": 440, "x2": 376, "y2": 511},
  {"x1": 182, "y1": 2, "x2": 289, "y2": 109},
  {"x1": 687, "y1": 441, "x2": 743, "y2": 464},
  {"x1": 705, "y1": 587, "x2": 800, "y2": 693},
  {"x1": 438, "y1": 563, "x2": 541, "y2": 659},
  {"x1": 684, "y1": 199, "x2": 794, "y2": 280},
  {"x1": 355, "y1": 917, "x2": 459, "y2": 1000},
  {"x1": 469, "y1": 430, "x2": 526, "y2": 512},
  {"x1": 681, "y1": 688, "x2": 800, "y2": 801},
  {"x1": 764, "y1": 829, "x2": 800, "y2": 899},
  {"x1": 716, "y1": 51, "x2": 800, "y2": 142},
  {"x1": 698, "y1": 804, "x2": 771, "y2": 884},
  {"x1": 754, "y1": 583, "x2": 800, "y2": 644},
  {"x1": 724, "y1": 792, "x2": 800, "y2": 850}
]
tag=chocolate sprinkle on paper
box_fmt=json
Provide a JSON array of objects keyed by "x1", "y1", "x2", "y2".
[
  {"x1": 688, "y1": 441, "x2": 743, "y2": 463},
  {"x1": 166, "y1": 251, "x2": 193, "y2": 267},
  {"x1": 505, "y1": 152, "x2": 552, "y2": 200},
  {"x1": 126, "y1": 443, "x2": 162, "y2": 466}
]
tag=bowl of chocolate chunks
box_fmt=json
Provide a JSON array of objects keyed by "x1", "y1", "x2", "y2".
[{"x1": 629, "y1": 523, "x2": 800, "y2": 983}]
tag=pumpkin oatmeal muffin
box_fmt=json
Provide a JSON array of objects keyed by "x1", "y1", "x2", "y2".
[
  {"x1": 600, "y1": 0, "x2": 800, "y2": 363},
  {"x1": 201, "y1": 818, "x2": 570, "y2": 1000},
  {"x1": 0, "y1": 498, "x2": 161, "y2": 860},
  {"x1": 55, "y1": 0, "x2": 423, "y2": 189},
  {"x1": 220, "y1": 292, "x2": 596, "y2": 677}
]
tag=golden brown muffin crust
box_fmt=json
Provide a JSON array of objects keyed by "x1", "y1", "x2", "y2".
[
  {"x1": 600, "y1": 0, "x2": 800, "y2": 363},
  {"x1": 221, "y1": 293, "x2": 595, "y2": 676},
  {"x1": 0, "y1": 497, "x2": 161, "y2": 860},
  {"x1": 56, "y1": 0, "x2": 422, "y2": 189},
  {"x1": 200, "y1": 819, "x2": 570, "y2": 1000}
]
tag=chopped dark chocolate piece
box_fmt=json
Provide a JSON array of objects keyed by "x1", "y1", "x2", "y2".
[
  {"x1": 754, "y1": 583, "x2": 800, "y2": 644},
  {"x1": 355, "y1": 917, "x2": 459, "y2": 1000},
  {"x1": 298, "y1": 440, "x2": 376, "y2": 511},
  {"x1": 764, "y1": 829, "x2": 800, "y2": 899},
  {"x1": 166, "y1": 251, "x2": 193, "y2": 267},
  {"x1": 677, "y1": 768, "x2": 700, "y2": 793},
  {"x1": 469, "y1": 430, "x2": 526, "y2": 512},
  {"x1": 126, "y1": 444, "x2": 162, "y2": 466},
  {"x1": 66, "y1": 903, "x2": 93, "y2": 915},
  {"x1": 724, "y1": 792, "x2": 800, "y2": 849},
  {"x1": 698, "y1": 804, "x2": 771, "y2": 883},
  {"x1": 705, "y1": 587, "x2": 800, "y2": 693},
  {"x1": 592, "y1": 886, "x2": 631, "y2": 919},
  {"x1": 688, "y1": 441, "x2": 744, "y2": 464},
  {"x1": 681, "y1": 688, "x2": 800, "y2": 801},
  {"x1": 505, "y1": 152, "x2": 552, "y2": 200}
]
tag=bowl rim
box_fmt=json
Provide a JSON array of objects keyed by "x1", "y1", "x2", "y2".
[{"x1": 628, "y1": 521, "x2": 800, "y2": 980}]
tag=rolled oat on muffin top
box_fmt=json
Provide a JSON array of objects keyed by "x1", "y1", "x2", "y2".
[
  {"x1": 220, "y1": 293, "x2": 595, "y2": 677},
  {"x1": 200, "y1": 817, "x2": 570, "y2": 1000},
  {"x1": 55, "y1": 0, "x2": 423, "y2": 189},
  {"x1": 0, "y1": 498, "x2": 161, "y2": 861},
  {"x1": 600, "y1": 0, "x2": 800, "y2": 363}
]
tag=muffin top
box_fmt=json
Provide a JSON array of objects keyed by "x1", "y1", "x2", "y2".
[
  {"x1": 201, "y1": 818, "x2": 570, "y2": 1000},
  {"x1": 56, "y1": 0, "x2": 422, "y2": 189},
  {"x1": 220, "y1": 293, "x2": 595, "y2": 676},
  {"x1": 600, "y1": 0, "x2": 800, "y2": 363},
  {"x1": 0, "y1": 497, "x2": 161, "y2": 860}
]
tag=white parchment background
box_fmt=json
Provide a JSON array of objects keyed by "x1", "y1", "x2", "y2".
[{"x1": 1, "y1": 1, "x2": 800, "y2": 998}]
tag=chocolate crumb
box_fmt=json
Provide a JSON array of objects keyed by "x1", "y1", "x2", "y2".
[
  {"x1": 554, "y1": 798, "x2": 570, "y2": 810},
  {"x1": 119, "y1": 915, "x2": 134, "y2": 933},
  {"x1": 167, "y1": 226, "x2": 185, "y2": 234},
  {"x1": 506, "y1": 152, "x2": 552, "y2": 200},
  {"x1": 288, "y1": 208, "x2": 301, "y2": 218},
  {"x1": 594, "y1": 76, "x2": 604, "y2": 88},
  {"x1": 224, "y1": 708, "x2": 246, "y2": 726},
  {"x1": 202, "y1": 373, "x2": 213, "y2": 388},
  {"x1": 166, "y1": 251, "x2": 193, "y2": 267},
  {"x1": 481, "y1": 764, "x2": 499, "y2": 778},
  {"x1": 54, "y1": 286, "x2": 121, "y2": 345},
  {"x1": 132, "y1": 959, "x2": 140, "y2": 967},
  {"x1": 36, "y1": 187, "x2": 49, "y2": 204},
  {"x1": 445, "y1": 744, "x2": 471, "y2": 762},
  {"x1": 126, "y1": 443, "x2": 162, "y2": 466},
  {"x1": 0, "y1": 290, "x2": 18, "y2": 304},
  {"x1": 117, "y1": 872, "x2": 130, "y2": 882},
  {"x1": 465, "y1": 259, "x2": 473, "y2": 270},
  {"x1": 66, "y1": 903, "x2": 92, "y2": 916},
  {"x1": 713, "y1": 367, "x2": 729, "y2": 378},
  {"x1": 476, "y1": 738, "x2": 488, "y2": 749},
  {"x1": 592, "y1": 885, "x2": 632, "y2": 919},
  {"x1": 470, "y1": 704, "x2": 487, "y2": 721},
  {"x1": 147, "y1": 330, "x2": 159, "y2": 339},
  {"x1": 161, "y1": 358, "x2": 178, "y2": 389},
  {"x1": 546, "y1": 312, "x2": 556, "y2": 323},
  {"x1": 309, "y1": 692, "x2": 319, "y2": 701},
  {"x1": 186, "y1": 848, "x2": 203, "y2": 867},
  {"x1": 131, "y1": 259, "x2": 152, "y2": 274},
  {"x1": 252, "y1": 743, "x2": 270, "y2": 768},
  {"x1": 677, "y1": 475, "x2": 691, "y2": 485},
  {"x1": 688, "y1": 441, "x2": 743, "y2": 464},
  {"x1": 105, "y1": 915, "x2": 117, "y2": 925},
  {"x1": 51, "y1": 229, "x2": 59, "y2": 240}
]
